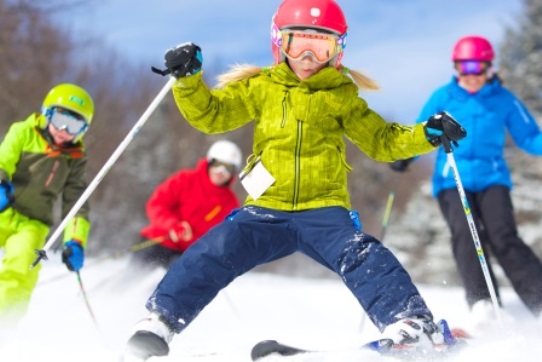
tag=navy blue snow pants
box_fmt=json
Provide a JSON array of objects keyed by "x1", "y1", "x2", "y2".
[{"x1": 145, "y1": 206, "x2": 432, "y2": 333}]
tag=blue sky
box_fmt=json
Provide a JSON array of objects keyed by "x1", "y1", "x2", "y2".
[{"x1": 66, "y1": 0, "x2": 522, "y2": 122}]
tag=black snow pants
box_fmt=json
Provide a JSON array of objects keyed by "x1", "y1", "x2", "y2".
[{"x1": 437, "y1": 186, "x2": 542, "y2": 316}]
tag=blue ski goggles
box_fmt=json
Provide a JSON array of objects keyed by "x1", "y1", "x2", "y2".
[
  {"x1": 49, "y1": 107, "x2": 88, "y2": 136},
  {"x1": 455, "y1": 61, "x2": 489, "y2": 76}
]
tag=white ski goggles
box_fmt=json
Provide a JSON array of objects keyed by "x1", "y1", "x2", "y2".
[
  {"x1": 281, "y1": 30, "x2": 338, "y2": 63},
  {"x1": 209, "y1": 160, "x2": 236, "y2": 179},
  {"x1": 49, "y1": 107, "x2": 88, "y2": 136}
]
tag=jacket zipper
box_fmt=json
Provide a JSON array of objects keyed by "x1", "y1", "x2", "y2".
[
  {"x1": 281, "y1": 94, "x2": 287, "y2": 128},
  {"x1": 293, "y1": 120, "x2": 303, "y2": 209}
]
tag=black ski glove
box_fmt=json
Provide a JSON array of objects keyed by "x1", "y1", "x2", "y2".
[
  {"x1": 164, "y1": 42, "x2": 203, "y2": 78},
  {"x1": 424, "y1": 111, "x2": 466, "y2": 147},
  {"x1": 389, "y1": 157, "x2": 414, "y2": 172}
]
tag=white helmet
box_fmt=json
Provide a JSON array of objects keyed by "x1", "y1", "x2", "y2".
[{"x1": 207, "y1": 140, "x2": 243, "y2": 170}]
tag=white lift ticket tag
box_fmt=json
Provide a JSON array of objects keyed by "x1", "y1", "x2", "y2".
[{"x1": 240, "y1": 159, "x2": 275, "y2": 200}]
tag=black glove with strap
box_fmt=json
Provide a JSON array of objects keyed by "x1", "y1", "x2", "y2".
[
  {"x1": 164, "y1": 42, "x2": 203, "y2": 78},
  {"x1": 152, "y1": 42, "x2": 203, "y2": 78},
  {"x1": 389, "y1": 157, "x2": 415, "y2": 172},
  {"x1": 424, "y1": 111, "x2": 466, "y2": 147}
]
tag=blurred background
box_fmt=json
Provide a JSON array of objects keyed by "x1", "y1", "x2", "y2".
[{"x1": 1, "y1": 0, "x2": 541, "y2": 287}]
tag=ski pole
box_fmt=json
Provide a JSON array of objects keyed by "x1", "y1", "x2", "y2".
[
  {"x1": 441, "y1": 135, "x2": 503, "y2": 325},
  {"x1": 76, "y1": 271, "x2": 100, "y2": 330},
  {"x1": 130, "y1": 236, "x2": 165, "y2": 253},
  {"x1": 379, "y1": 191, "x2": 395, "y2": 242},
  {"x1": 31, "y1": 77, "x2": 177, "y2": 269},
  {"x1": 76, "y1": 271, "x2": 113, "y2": 348}
]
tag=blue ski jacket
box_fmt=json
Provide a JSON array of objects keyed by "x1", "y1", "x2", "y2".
[{"x1": 417, "y1": 76, "x2": 542, "y2": 197}]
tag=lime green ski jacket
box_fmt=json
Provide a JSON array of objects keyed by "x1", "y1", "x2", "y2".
[
  {"x1": 173, "y1": 63, "x2": 435, "y2": 211},
  {"x1": 0, "y1": 114, "x2": 90, "y2": 245}
]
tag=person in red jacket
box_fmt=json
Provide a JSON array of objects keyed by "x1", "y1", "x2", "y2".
[{"x1": 131, "y1": 140, "x2": 242, "y2": 270}]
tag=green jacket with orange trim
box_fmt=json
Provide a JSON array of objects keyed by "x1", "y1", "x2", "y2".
[
  {"x1": 172, "y1": 63, "x2": 436, "y2": 211},
  {"x1": 0, "y1": 114, "x2": 90, "y2": 246}
]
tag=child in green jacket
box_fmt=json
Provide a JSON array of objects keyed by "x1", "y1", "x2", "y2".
[
  {"x1": 0, "y1": 83, "x2": 93, "y2": 324},
  {"x1": 124, "y1": 0, "x2": 466, "y2": 360}
]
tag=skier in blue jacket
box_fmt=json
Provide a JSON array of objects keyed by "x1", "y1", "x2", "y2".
[{"x1": 391, "y1": 35, "x2": 542, "y2": 325}]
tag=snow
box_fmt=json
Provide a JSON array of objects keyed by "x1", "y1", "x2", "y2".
[{"x1": 1, "y1": 255, "x2": 541, "y2": 361}]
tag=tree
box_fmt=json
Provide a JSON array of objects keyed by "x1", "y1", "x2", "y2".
[
  {"x1": 498, "y1": 0, "x2": 542, "y2": 263},
  {"x1": 500, "y1": 0, "x2": 542, "y2": 118},
  {"x1": 0, "y1": 0, "x2": 71, "y2": 128}
]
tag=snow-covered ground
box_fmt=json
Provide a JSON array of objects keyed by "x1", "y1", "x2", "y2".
[{"x1": 1, "y1": 255, "x2": 541, "y2": 361}]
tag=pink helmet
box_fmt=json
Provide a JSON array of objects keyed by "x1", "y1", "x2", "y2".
[
  {"x1": 271, "y1": 0, "x2": 348, "y2": 68},
  {"x1": 452, "y1": 36, "x2": 494, "y2": 62}
]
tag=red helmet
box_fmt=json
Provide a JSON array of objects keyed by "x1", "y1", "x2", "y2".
[
  {"x1": 452, "y1": 36, "x2": 494, "y2": 62},
  {"x1": 271, "y1": 0, "x2": 348, "y2": 67}
]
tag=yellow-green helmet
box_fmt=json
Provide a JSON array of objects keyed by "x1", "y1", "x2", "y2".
[{"x1": 42, "y1": 83, "x2": 94, "y2": 125}]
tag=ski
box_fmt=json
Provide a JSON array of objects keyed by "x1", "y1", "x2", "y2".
[
  {"x1": 251, "y1": 339, "x2": 467, "y2": 361},
  {"x1": 251, "y1": 340, "x2": 308, "y2": 360},
  {"x1": 251, "y1": 323, "x2": 470, "y2": 361}
]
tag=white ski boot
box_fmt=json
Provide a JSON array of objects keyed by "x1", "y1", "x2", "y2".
[
  {"x1": 123, "y1": 312, "x2": 174, "y2": 361},
  {"x1": 382, "y1": 315, "x2": 444, "y2": 347},
  {"x1": 365, "y1": 315, "x2": 455, "y2": 357}
]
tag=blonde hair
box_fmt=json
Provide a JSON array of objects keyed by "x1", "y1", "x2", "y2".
[
  {"x1": 216, "y1": 63, "x2": 379, "y2": 91},
  {"x1": 216, "y1": 64, "x2": 263, "y2": 88},
  {"x1": 338, "y1": 65, "x2": 380, "y2": 91}
]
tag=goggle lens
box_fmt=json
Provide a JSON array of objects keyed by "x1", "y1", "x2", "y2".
[
  {"x1": 49, "y1": 108, "x2": 88, "y2": 135},
  {"x1": 281, "y1": 31, "x2": 338, "y2": 64},
  {"x1": 210, "y1": 160, "x2": 236, "y2": 175},
  {"x1": 456, "y1": 61, "x2": 488, "y2": 76}
]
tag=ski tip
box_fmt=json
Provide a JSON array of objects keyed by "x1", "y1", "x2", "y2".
[
  {"x1": 251, "y1": 340, "x2": 281, "y2": 360},
  {"x1": 251, "y1": 340, "x2": 307, "y2": 361}
]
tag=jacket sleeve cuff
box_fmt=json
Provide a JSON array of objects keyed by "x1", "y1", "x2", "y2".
[{"x1": 63, "y1": 216, "x2": 90, "y2": 248}]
